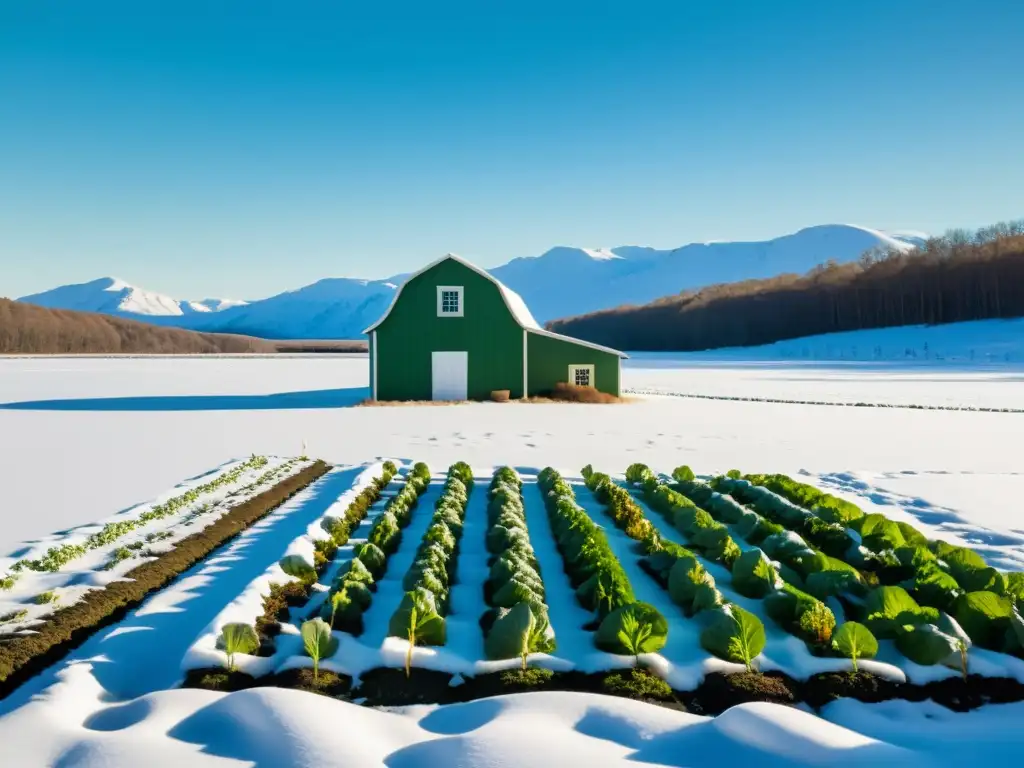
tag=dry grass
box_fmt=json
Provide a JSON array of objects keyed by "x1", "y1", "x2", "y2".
[
  {"x1": 530, "y1": 382, "x2": 624, "y2": 403},
  {"x1": 273, "y1": 340, "x2": 367, "y2": 353},
  {"x1": 357, "y1": 398, "x2": 467, "y2": 407},
  {"x1": 357, "y1": 383, "x2": 628, "y2": 407}
]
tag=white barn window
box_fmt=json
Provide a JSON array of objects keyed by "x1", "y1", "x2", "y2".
[
  {"x1": 437, "y1": 286, "x2": 464, "y2": 317},
  {"x1": 569, "y1": 364, "x2": 594, "y2": 387}
]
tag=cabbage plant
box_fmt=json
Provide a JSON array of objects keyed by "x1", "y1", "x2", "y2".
[
  {"x1": 301, "y1": 617, "x2": 338, "y2": 683},
  {"x1": 279, "y1": 554, "x2": 317, "y2": 584},
  {"x1": 596, "y1": 602, "x2": 668, "y2": 659},
  {"x1": 389, "y1": 588, "x2": 446, "y2": 678},
  {"x1": 218, "y1": 622, "x2": 259, "y2": 672},
  {"x1": 700, "y1": 606, "x2": 765, "y2": 671},
  {"x1": 484, "y1": 601, "x2": 555, "y2": 669},
  {"x1": 831, "y1": 621, "x2": 877, "y2": 672},
  {"x1": 672, "y1": 465, "x2": 696, "y2": 483}
]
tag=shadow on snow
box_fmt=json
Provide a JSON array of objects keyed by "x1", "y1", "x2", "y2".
[
  {"x1": 0, "y1": 387, "x2": 369, "y2": 412},
  {"x1": 0, "y1": 465, "x2": 364, "y2": 715}
]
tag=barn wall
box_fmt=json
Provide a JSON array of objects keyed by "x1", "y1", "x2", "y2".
[
  {"x1": 526, "y1": 331, "x2": 621, "y2": 396},
  {"x1": 368, "y1": 331, "x2": 375, "y2": 398},
  {"x1": 375, "y1": 260, "x2": 524, "y2": 400}
]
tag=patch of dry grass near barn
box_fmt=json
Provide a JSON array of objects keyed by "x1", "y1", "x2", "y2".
[{"x1": 357, "y1": 384, "x2": 631, "y2": 407}]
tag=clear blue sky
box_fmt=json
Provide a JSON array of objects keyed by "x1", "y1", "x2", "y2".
[{"x1": 2, "y1": 1, "x2": 1022, "y2": 301}]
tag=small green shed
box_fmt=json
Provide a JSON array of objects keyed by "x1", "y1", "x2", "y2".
[{"x1": 363, "y1": 253, "x2": 627, "y2": 401}]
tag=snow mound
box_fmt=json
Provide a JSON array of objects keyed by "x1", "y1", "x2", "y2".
[{"x1": 1, "y1": 678, "x2": 1006, "y2": 767}]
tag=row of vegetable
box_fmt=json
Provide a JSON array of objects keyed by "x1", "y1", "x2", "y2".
[
  {"x1": 537, "y1": 467, "x2": 668, "y2": 660},
  {"x1": 387, "y1": 463, "x2": 473, "y2": 676},
  {"x1": 207, "y1": 461, "x2": 1021, "y2": 689},
  {"x1": 710, "y1": 472, "x2": 1024, "y2": 665},
  {"x1": 619, "y1": 466, "x2": 845, "y2": 654},
  {"x1": 2, "y1": 455, "x2": 275, "y2": 585},
  {"x1": 316, "y1": 462, "x2": 431, "y2": 636},
  {"x1": 1, "y1": 459, "x2": 333, "y2": 692},
  {"x1": 221, "y1": 461, "x2": 400, "y2": 665},
  {"x1": 110, "y1": 458, "x2": 307, "y2": 573},
  {"x1": 616, "y1": 465, "x2": 1023, "y2": 673},
  {"x1": 222, "y1": 463, "x2": 477, "y2": 679},
  {"x1": 582, "y1": 465, "x2": 768, "y2": 670},
  {"x1": 480, "y1": 467, "x2": 555, "y2": 666}
]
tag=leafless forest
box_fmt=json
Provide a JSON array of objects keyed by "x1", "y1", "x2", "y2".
[
  {"x1": 548, "y1": 222, "x2": 1024, "y2": 351},
  {"x1": 0, "y1": 299, "x2": 280, "y2": 354}
]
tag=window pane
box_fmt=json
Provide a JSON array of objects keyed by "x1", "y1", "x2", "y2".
[
  {"x1": 441, "y1": 290, "x2": 460, "y2": 314},
  {"x1": 574, "y1": 368, "x2": 590, "y2": 386}
]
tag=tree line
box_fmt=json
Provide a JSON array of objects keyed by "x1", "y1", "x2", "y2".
[
  {"x1": 547, "y1": 220, "x2": 1024, "y2": 352},
  {"x1": 0, "y1": 299, "x2": 279, "y2": 354}
]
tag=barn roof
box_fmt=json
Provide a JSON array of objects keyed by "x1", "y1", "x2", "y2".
[{"x1": 362, "y1": 253, "x2": 627, "y2": 358}]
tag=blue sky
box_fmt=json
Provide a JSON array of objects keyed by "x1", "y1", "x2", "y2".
[{"x1": 2, "y1": 1, "x2": 1022, "y2": 301}]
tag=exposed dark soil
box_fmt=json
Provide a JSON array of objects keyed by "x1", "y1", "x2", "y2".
[
  {"x1": 181, "y1": 668, "x2": 259, "y2": 693},
  {"x1": 685, "y1": 671, "x2": 800, "y2": 716},
  {"x1": 801, "y1": 671, "x2": 901, "y2": 709},
  {"x1": 356, "y1": 667, "x2": 461, "y2": 706},
  {"x1": 268, "y1": 668, "x2": 352, "y2": 698},
  {"x1": 183, "y1": 666, "x2": 352, "y2": 698},
  {"x1": 181, "y1": 662, "x2": 1024, "y2": 717}
]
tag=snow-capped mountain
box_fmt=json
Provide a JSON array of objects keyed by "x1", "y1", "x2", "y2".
[
  {"x1": 187, "y1": 277, "x2": 398, "y2": 340},
  {"x1": 16, "y1": 224, "x2": 921, "y2": 339},
  {"x1": 183, "y1": 298, "x2": 250, "y2": 314},
  {"x1": 489, "y1": 224, "x2": 917, "y2": 323},
  {"x1": 18, "y1": 277, "x2": 247, "y2": 318}
]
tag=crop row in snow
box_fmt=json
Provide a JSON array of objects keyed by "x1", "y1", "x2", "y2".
[
  {"x1": 0, "y1": 460, "x2": 331, "y2": 698},
  {"x1": 583, "y1": 465, "x2": 765, "y2": 670},
  {"x1": 387, "y1": 462, "x2": 473, "y2": 676},
  {"x1": 653, "y1": 466, "x2": 1024, "y2": 674},
  {"x1": 620, "y1": 467, "x2": 840, "y2": 657},
  {"x1": 321, "y1": 463, "x2": 431, "y2": 637},
  {"x1": 2, "y1": 455, "x2": 271, "y2": 584},
  {"x1": 0, "y1": 457, "x2": 310, "y2": 637},
  {"x1": 537, "y1": 467, "x2": 668, "y2": 660},
  {"x1": 480, "y1": 467, "x2": 555, "y2": 666},
  {"x1": 239, "y1": 461, "x2": 402, "y2": 657},
  {"x1": 169, "y1": 459, "x2": 1024, "y2": 713}
]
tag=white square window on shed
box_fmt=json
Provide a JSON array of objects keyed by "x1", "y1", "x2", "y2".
[
  {"x1": 569, "y1": 364, "x2": 594, "y2": 387},
  {"x1": 437, "y1": 286, "x2": 464, "y2": 317}
]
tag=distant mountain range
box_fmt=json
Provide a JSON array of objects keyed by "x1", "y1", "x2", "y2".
[
  {"x1": 19, "y1": 277, "x2": 249, "y2": 317},
  {"x1": 15, "y1": 224, "x2": 922, "y2": 339}
]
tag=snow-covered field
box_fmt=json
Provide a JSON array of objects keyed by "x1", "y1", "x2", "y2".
[{"x1": 1, "y1": 354, "x2": 1022, "y2": 766}]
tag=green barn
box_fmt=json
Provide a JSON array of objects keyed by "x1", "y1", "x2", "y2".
[{"x1": 363, "y1": 254, "x2": 627, "y2": 401}]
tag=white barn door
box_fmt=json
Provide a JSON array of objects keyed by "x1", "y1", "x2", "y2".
[{"x1": 431, "y1": 351, "x2": 468, "y2": 401}]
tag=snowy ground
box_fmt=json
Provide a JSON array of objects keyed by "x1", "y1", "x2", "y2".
[
  {"x1": 0, "y1": 355, "x2": 1021, "y2": 554},
  {"x1": 1, "y1": 353, "x2": 1023, "y2": 766}
]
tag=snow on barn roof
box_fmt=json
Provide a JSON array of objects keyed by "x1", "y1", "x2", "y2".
[{"x1": 362, "y1": 253, "x2": 627, "y2": 358}]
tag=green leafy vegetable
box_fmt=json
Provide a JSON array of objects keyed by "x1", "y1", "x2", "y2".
[
  {"x1": 596, "y1": 602, "x2": 668, "y2": 658},
  {"x1": 484, "y1": 601, "x2": 555, "y2": 668},
  {"x1": 731, "y1": 549, "x2": 779, "y2": 598},
  {"x1": 952, "y1": 590, "x2": 1014, "y2": 649},
  {"x1": 389, "y1": 588, "x2": 446, "y2": 677},
  {"x1": 279, "y1": 554, "x2": 317, "y2": 583},
  {"x1": 831, "y1": 622, "x2": 878, "y2": 672},
  {"x1": 218, "y1": 622, "x2": 259, "y2": 672},
  {"x1": 700, "y1": 606, "x2": 766, "y2": 671},
  {"x1": 301, "y1": 617, "x2": 338, "y2": 682},
  {"x1": 895, "y1": 624, "x2": 960, "y2": 667}
]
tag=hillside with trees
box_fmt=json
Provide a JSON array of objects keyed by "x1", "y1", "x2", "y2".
[
  {"x1": 547, "y1": 221, "x2": 1024, "y2": 352},
  {"x1": 0, "y1": 299, "x2": 280, "y2": 354}
]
